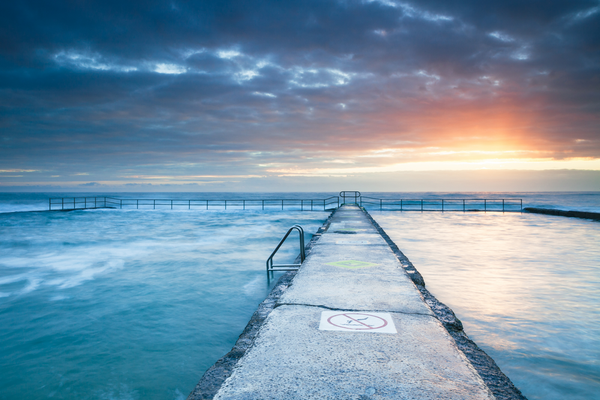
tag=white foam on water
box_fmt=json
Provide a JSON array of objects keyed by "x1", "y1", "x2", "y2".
[
  {"x1": 19, "y1": 277, "x2": 42, "y2": 294},
  {"x1": 0, "y1": 273, "x2": 42, "y2": 296},
  {"x1": 0, "y1": 273, "x2": 30, "y2": 285},
  {"x1": 0, "y1": 242, "x2": 158, "y2": 294},
  {"x1": 96, "y1": 384, "x2": 137, "y2": 400},
  {"x1": 242, "y1": 276, "x2": 263, "y2": 296}
]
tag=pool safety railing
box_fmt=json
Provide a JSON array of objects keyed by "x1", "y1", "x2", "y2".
[
  {"x1": 266, "y1": 225, "x2": 306, "y2": 277},
  {"x1": 48, "y1": 194, "x2": 522, "y2": 213},
  {"x1": 360, "y1": 197, "x2": 523, "y2": 212},
  {"x1": 49, "y1": 196, "x2": 340, "y2": 211},
  {"x1": 49, "y1": 197, "x2": 113, "y2": 211}
]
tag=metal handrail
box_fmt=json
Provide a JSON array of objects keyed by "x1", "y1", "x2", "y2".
[
  {"x1": 48, "y1": 196, "x2": 114, "y2": 211},
  {"x1": 340, "y1": 191, "x2": 361, "y2": 204},
  {"x1": 266, "y1": 225, "x2": 305, "y2": 276},
  {"x1": 49, "y1": 196, "x2": 341, "y2": 211}
]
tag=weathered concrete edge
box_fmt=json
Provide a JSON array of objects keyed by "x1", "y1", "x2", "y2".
[
  {"x1": 524, "y1": 207, "x2": 600, "y2": 221},
  {"x1": 186, "y1": 211, "x2": 336, "y2": 400},
  {"x1": 362, "y1": 207, "x2": 527, "y2": 400}
]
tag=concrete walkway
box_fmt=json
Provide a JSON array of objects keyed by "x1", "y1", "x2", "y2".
[{"x1": 212, "y1": 205, "x2": 494, "y2": 399}]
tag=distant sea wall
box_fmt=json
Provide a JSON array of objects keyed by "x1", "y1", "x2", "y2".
[{"x1": 524, "y1": 208, "x2": 600, "y2": 221}]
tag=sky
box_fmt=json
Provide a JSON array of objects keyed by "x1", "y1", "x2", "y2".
[{"x1": 1, "y1": 0, "x2": 599, "y2": 192}]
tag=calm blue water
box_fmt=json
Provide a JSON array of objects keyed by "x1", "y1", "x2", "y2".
[
  {"x1": 373, "y1": 211, "x2": 599, "y2": 400},
  {"x1": 0, "y1": 192, "x2": 598, "y2": 399},
  {"x1": 0, "y1": 204, "x2": 328, "y2": 399}
]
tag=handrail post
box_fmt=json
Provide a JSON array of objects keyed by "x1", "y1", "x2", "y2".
[
  {"x1": 62, "y1": 198, "x2": 64, "y2": 210},
  {"x1": 49, "y1": 198, "x2": 51, "y2": 210},
  {"x1": 120, "y1": 199, "x2": 122, "y2": 209},
  {"x1": 74, "y1": 198, "x2": 76, "y2": 209},
  {"x1": 262, "y1": 200, "x2": 264, "y2": 210},
  {"x1": 282, "y1": 199, "x2": 284, "y2": 210},
  {"x1": 153, "y1": 200, "x2": 155, "y2": 209},
  {"x1": 243, "y1": 200, "x2": 245, "y2": 210},
  {"x1": 301, "y1": 200, "x2": 303, "y2": 211},
  {"x1": 225, "y1": 200, "x2": 227, "y2": 210},
  {"x1": 311, "y1": 200, "x2": 313, "y2": 211}
]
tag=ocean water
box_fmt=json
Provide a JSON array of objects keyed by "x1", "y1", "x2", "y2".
[
  {"x1": 0, "y1": 205, "x2": 328, "y2": 399},
  {"x1": 1, "y1": 191, "x2": 598, "y2": 399},
  {"x1": 372, "y1": 211, "x2": 599, "y2": 400}
]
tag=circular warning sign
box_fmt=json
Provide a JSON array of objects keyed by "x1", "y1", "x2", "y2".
[{"x1": 327, "y1": 313, "x2": 388, "y2": 330}]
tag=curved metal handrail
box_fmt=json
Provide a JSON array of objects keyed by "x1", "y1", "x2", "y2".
[
  {"x1": 339, "y1": 191, "x2": 361, "y2": 197},
  {"x1": 339, "y1": 190, "x2": 361, "y2": 205},
  {"x1": 266, "y1": 225, "x2": 305, "y2": 276}
]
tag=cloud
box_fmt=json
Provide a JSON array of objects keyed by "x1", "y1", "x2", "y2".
[{"x1": 0, "y1": 0, "x2": 598, "y2": 188}]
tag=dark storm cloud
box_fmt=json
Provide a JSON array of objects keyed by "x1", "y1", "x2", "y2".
[{"x1": 0, "y1": 0, "x2": 599, "y2": 184}]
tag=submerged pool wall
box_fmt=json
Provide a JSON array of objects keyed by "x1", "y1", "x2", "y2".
[{"x1": 524, "y1": 207, "x2": 600, "y2": 221}]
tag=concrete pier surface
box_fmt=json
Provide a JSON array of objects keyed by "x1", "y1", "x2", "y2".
[{"x1": 189, "y1": 205, "x2": 524, "y2": 399}]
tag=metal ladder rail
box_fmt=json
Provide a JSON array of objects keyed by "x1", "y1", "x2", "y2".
[{"x1": 266, "y1": 225, "x2": 306, "y2": 276}]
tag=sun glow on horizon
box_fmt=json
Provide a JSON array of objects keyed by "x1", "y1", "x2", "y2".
[{"x1": 266, "y1": 157, "x2": 600, "y2": 176}]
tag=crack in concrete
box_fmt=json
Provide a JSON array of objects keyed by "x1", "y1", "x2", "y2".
[{"x1": 273, "y1": 302, "x2": 435, "y2": 318}]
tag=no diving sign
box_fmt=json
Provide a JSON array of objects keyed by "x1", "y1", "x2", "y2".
[{"x1": 319, "y1": 311, "x2": 397, "y2": 334}]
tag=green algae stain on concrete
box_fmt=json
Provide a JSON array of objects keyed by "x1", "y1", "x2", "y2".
[{"x1": 326, "y1": 260, "x2": 379, "y2": 269}]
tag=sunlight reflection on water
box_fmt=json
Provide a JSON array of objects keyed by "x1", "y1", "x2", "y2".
[{"x1": 372, "y1": 211, "x2": 600, "y2": 400}]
